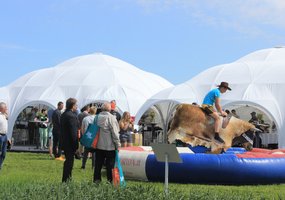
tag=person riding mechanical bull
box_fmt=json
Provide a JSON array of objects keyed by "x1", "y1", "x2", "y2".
[
  {"x1": 168, "y1": 81, "x2": 260, "y2": 153},
  {"x1": 201, "y1": 81, "x2": 231, "y2": 144}
]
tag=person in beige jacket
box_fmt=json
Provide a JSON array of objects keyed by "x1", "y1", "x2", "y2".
[{"x1": 93, "y1": 102, "x2": 120, "y2": 183}]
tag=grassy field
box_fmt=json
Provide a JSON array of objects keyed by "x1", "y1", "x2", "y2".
[{"x1": 0, "y1": 152, "x2": 285, "y2": 199}]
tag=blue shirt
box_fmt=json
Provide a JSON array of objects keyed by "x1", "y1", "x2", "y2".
[
  {"x1": 47, "y1": 109, "x2": 54, "y2": 121},
  {"x1": 203, "y1": 88, "x2": 221, "y2": 105}
]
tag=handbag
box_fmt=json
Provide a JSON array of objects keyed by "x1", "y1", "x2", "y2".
[
  {"x1": 112, "y1": 150, "x2": 126, "y2": 187},
  {"x1": 80, "y1": 115, "x2": 100, "y2": 149}
]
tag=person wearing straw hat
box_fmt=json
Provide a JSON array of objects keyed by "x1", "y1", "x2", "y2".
[{"x1": 202, "y1": 82, "x2": 232, "y2": 144}]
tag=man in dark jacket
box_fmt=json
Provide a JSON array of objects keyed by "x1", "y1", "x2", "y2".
[
  {"x1": 77, "y1": 105, "x2": 90, "y2": 156},
  {"x1": 60, "y1": 98, "x2": 79, "y2": 182},
  {"x1": 52, "y1": 101, "x2": 64, "y2": 158},
  {"x1": 110, "y1": 100, "x2": 121, "y2": 122}
]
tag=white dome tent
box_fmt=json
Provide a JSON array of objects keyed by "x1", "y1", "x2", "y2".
[
  {"x1": 135, "y1": 82, "x2": 199, "y2": 142},
  {"x1": 187, "y1": 47, "x2": 285, "y2": 148},
  {"x1": 134, "y1": 47, "x2": 285, "y2": 147},
  {"x1": 6, "y1": 53, "x2": 173, "y2": 140}
]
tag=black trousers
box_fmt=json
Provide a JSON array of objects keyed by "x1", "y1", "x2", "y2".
[
  {"x1": 82, "y1": 148, "x2": 95, "y2": 168},
  {"x1": 62, "y1": 150, "x2": 75, "y2": 182},
  {"x1": 53, "y1": 133, "x2": 62, "y2": 158},
  {"x1": 28, "y1": 122, "x2": 35, "y2": 145},
  {"x1": 93, "y1": 149, "x2": 115, "y2": 183}
]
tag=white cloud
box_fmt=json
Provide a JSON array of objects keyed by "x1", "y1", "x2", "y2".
[
  {"x1": 0, "y1": 44, "x2": 26, "y2": 50},
  {"x1": 135, "y1": 0, "x2": 285, "y2": 38},
  {"x1": 0, "y1": 44, "x2": 39, "y2": 52}
]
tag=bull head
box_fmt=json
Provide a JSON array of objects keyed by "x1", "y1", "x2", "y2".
[{"x1": 232, "y1": 126, "x2": 263, "y2": 151}]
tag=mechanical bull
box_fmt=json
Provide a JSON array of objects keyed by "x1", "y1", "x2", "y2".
[{"x1": 168, "y1": 104, "x2": 257, "y2": 154}]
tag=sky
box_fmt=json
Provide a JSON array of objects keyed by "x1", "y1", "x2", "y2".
[{"x1": 1, "y1": 0, "x2": 285, "y2": 87}]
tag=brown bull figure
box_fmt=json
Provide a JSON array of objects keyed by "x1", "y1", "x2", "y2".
[{"x1": 168, "y1": 104, "x2": 256, "y2": 153}]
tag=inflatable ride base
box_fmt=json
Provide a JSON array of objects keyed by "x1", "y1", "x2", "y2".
[{"x1": 119, "y1": 146, "x2": 285, "y2": 185}]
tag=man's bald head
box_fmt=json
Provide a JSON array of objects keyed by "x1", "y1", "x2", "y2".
[
  {"x1": 0, "y1": 102, "x2": 7, "y2": 110},
  {"x1": 102, "y1": 102, "x2": 111, "y2": 112},
  {"x1": 0, "y1": 102, "x2": 7, "y2": 115}
]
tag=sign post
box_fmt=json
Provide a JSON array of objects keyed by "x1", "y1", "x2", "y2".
[{"x1": 151, "y1": 143, "x2": 182, "y2": 195}]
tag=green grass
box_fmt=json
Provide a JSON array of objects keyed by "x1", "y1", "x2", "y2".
[{"x1": 1, "y1": 152, "x2": 285, "y2": 199}]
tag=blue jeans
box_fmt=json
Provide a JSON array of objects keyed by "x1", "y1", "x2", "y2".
[
  {"x1": 119, "y1": 132, "x2": 132, "y2": 143},
  {"x1": 0, "y1": 134, "x2": 7, "y2": 169}
]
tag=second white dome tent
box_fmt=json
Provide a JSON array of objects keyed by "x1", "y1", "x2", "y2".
[
  {"x1": 186, "y1": 47, "x2": 285, "y2": 148},
  {"x1": 135, "y1": 47, "x2": 285, "y2": 148}
]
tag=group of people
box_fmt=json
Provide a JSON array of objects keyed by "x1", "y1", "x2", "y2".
[
  {"x1": 24, "y1": 98, "x2": 134, "y2": 182},
  {"x1": 78, "y1": 101, "x2": 134, "y2": 169},
  {"x1": 0, "y1": 96, "x2": 136, "y2": 183},
  {"x1": 60, "y1": 98, "x2": 121, "y2": 183},
  {"x1": 56, "y1": 98, "x2": 135, "y2": 183},
  {"x1": 0, "y1": 98, "x2": 133, "y2": 182},
  {"x1": 26, "y1": 102, "x2": 64, "y2": 158}
]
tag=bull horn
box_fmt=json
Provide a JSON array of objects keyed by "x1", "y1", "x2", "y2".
[{"x1": 242, "y1": 133, "x2": 253, "y2": 145}]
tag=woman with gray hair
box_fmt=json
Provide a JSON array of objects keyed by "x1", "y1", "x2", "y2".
[{"x1": 94, "y1": 102, "x2": 120, "y2": 183}]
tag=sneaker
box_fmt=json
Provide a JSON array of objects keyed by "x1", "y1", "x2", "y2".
[
  {"x1": 55, "y1": 156, "x2": 65, "y2": 161},
  {"x1": 214, "y1": 133, "x2": 225, "y2": 144}
]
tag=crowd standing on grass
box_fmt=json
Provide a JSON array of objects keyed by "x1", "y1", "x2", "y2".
[
  {"x1": 58, "y1": 100, "x2": 121, "y2": 183},
  {"x1": 19, "y1": 98, "x2": 123, "y2": 183},
  {"x1": 0, "y1": 102, "x2": 8, "y2": 170}
]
